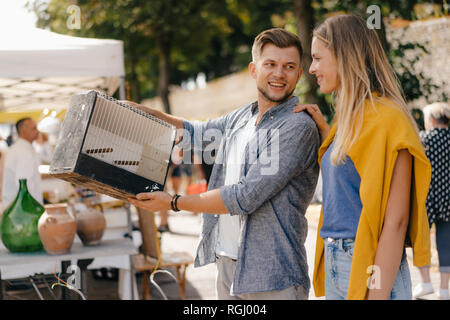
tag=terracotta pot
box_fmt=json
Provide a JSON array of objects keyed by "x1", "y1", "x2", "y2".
[
  {"x1": 38, "y1": 203, "x2": 76, "y2": 255},
  {"x1": 76, "y1": 205, "x2": 106, "y2": 246}
]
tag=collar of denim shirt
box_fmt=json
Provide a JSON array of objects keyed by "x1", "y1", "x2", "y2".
[{"x1": 250, "y1": 96, "x2": 299, "y2": 122}]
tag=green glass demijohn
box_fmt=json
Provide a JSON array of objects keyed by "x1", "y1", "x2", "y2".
[{"x1": 1, "y1": 179, "x2": 44, "y2": 252}]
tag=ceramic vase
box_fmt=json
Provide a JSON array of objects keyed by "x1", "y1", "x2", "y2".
[
  {"x1": 38, "y1": 203, "x2": 76, "y2": 255},
  {"x1": 76, "y1": 204, "x2": 106, "y2": 246}
]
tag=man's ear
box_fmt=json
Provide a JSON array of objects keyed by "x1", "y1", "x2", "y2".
[
  {"x1": 297, "y1": 68, "x2": 303, "y2": 83},
  {"x1": 249, "y1": 61, "x2": 256, "y2": 79}
]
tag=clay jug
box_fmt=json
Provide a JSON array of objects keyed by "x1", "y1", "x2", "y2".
[
  {"x1": 1, "y1": 179, "x2": 44, "y2": 252},
  {"x1": 75, "y1": 204, "x2": 106, "y2": 246},
  {"x1": 38, "y1": 203, "x2": 76, "y2": 255}
]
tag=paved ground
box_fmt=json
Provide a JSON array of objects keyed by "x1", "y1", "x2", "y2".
[
  {"x1": 156, "y1": 204, "x2": 442, "y2": 301},
  {"x1": 2, "y1": 204, "x2": 443, "y2": 300}
]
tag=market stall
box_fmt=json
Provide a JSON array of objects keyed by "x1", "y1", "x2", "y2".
[
  {"x1": 0, "y1": 26, "x2": 138, "y2": 300},
  {"x1": 0, "y1": 26, "x2": 125, "y2": 117}
]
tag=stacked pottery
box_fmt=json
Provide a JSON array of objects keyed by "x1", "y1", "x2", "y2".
[
  {"x1": 38, "y1": 203, "x2": 76, "y2": 255},
  {"x1": 75, "y1": 203, "x2": 106, "y2": 246}
]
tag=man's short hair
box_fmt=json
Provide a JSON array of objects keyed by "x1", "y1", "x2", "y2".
[
  {"x1": 251, "y1": 28, "x2": 303, "y2": 62},
  {"x1": 15, "y1": 117, "x2": 32, "y2": 135}
]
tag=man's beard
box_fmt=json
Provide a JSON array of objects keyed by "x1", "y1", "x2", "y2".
[{"x1": 257, "y1": 85, "x2": 295, "y2": 104}]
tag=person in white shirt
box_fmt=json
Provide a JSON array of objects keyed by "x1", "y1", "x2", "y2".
[
  {"x1": 0, "y1": 138, "x2": 8, "y2": 201},
  {"x1": 33, "y1": 132, "x2": 54, "y2": 165},
  {"x1": 2, "y1": 118, "x2": 43, "y2": 207}
]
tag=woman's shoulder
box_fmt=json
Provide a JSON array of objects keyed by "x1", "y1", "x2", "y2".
[
  {"x1": 360, "y1": 96, "x2": 417, "y2": 139},
  {"x1": 364, "y1": 96, "x2": 408, "y2": 124},
  {"x1": 352, "y1": 96, "x2": 422, "y2": 154}
]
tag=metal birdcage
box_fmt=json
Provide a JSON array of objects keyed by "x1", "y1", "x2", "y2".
[{"x1": 49, "y1": 90, "x2": 176, "y2": 200}]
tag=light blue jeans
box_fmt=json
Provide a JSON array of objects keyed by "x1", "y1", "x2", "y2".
[{"x1": 324, "y1": 238, "x2": 412, "y2": 300}]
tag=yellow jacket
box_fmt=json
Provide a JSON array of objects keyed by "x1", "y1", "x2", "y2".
[{"x1": 313, "y1": 96, "x2": 432, "y2": 299}]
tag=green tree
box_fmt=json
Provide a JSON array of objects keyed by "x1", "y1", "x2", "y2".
[
  {"x1": 293, "y1": 0, "x2": 330, "y2": 120},
  {"x1": 29, "y1": 0, "x2": 327, "y2": 114},
  {"x1": 292, "y1": 0, "x2": 447, "y2": 125},
  {"x1": 32, "y1": 0, "x2": 253, "y2": 113}
]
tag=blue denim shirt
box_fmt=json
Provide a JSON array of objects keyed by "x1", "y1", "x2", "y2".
[{"x1": 182, "y1": 96, "x2": 320, "y2": 295}]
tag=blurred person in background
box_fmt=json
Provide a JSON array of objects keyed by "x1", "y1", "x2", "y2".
[
  {"x1": 5, "y1": 135, "x2": 13, "y2": 147},
  {"x1": 2, "y1": 118, "x2": 43, "y2": 206},
  {"x1": 158, "y1": 146, "x2": 193, "y2": 233},
  {"x1": 0, "y1": 137, "x2": 8, "y2": 201},
  {"x1": 413, "y1": 102, "x2": 450, "y2": 300},
  {"x1": 33, "y1": 132, "x2": 54, "y2": 165}
]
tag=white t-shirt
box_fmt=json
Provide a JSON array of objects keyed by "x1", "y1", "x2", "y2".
[
  {"x1": 2, "y1": 138, "x2": 43, "y2": 207},
  {"x1": 216, "y1": 113, "x2": 258, "y2": 259}
]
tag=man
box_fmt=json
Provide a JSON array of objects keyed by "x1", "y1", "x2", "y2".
[
  {"x1": 2, "y1": 118, "x2": 43, "y2": 206},
  {"x1": 128, "y1": 28, "x2": 320, "y2": 299}
]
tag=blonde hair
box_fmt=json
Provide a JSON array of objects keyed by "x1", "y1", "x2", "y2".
[{"x1": 314, "y1": 14, "x2": 418, "y2": 165}]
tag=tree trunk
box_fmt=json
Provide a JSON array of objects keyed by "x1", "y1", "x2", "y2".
[
  {"x1": 129, "y1": 50, "x2": 141, "y2": 103},
  {"x1": 158, "y1": 39, "x2": 172, "y2": 114},
  {"x1": 377, "y1": 17, "x2": 390, "y2": 53},
  {"x1": 293, "y1": 0, "x2": 331, "y2": 118},
  {"x1": 293, "y1": 0, "x2": 318, "y2": 103}
]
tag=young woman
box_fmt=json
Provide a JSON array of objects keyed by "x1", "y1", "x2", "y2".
[{"x1": 293, "y1": 14, "x2": 432, "y2": 299}]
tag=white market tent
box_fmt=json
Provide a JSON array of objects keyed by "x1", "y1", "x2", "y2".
[
  {"x1": 0, "y1": 27, "x2": 125, "y2": 123},
  {"x1": 0, "y1": 27, "x2": 137, "y2": 297}
]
